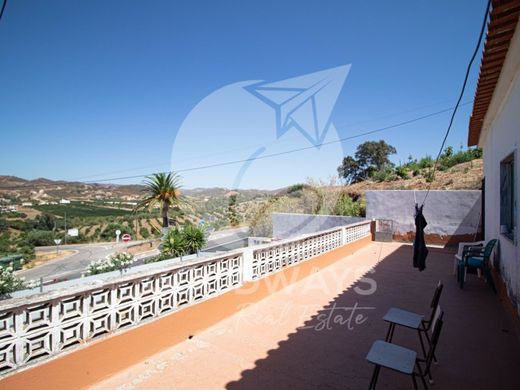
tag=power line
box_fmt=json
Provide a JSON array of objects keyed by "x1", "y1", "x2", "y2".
[
  {"x1": 76, "y1": 101, "x2": 473, "y2": 182},
  {"x1": 421, "y1": 0, "x2": 491, "y2": 206},
  {"x1": 0, "y1": 101, "x2": 473, "y2": 191},
  {"x1": 0, "y1": 0, "x2": 7, "y2": 23},
  {"x1": 69, "y1": 98, "x2": 463, "y2": 182}
]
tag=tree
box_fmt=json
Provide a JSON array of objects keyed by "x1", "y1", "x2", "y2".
[
  {"x1": 355, "y1": 140, "x2": 396, "y2": 172},
  {"x1": 338, "y1": 140, "x2": 397, "y2": 183},
  {"x1": 35, "y1": 214, "x2": 55, "y2": 231},
  {"x1": 337, "y1": 156, "x2": 360, "y2": 184},
  {"x1": 136, "y1": 172, "x2": 182, "y2": 228},
  {"x1": 227, "y1": 193, "x2": 241, "y2": 227}
]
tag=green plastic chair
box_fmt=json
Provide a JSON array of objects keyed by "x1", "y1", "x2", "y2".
[{"x1": 457, "y1": 239, "x2": 497, "y2": 292}]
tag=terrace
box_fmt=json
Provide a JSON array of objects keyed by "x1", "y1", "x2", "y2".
[
  {"x1": 92, "y1": 242, "x2": 520, "y2": 390},
  {"x1": 1, "y1": 221, "x2": 519, "y2": 389}
]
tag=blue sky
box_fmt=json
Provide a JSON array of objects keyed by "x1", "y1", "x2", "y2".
[{"x1": 0, "y1": 0, "x2": 487, "y2": 189}]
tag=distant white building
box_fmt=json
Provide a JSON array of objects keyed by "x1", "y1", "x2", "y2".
[
  {"x1": 59, "y1": 199, "x2": 71, "y2": 204},
  {"x1": 67, "y1": 228, "x2": 79, "y2": 237},
  {"x1": 21, "y1": 202, "x2": 32, "y2": 207}
]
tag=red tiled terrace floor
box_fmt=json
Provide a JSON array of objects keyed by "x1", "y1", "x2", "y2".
[{"x1": 90, "y1": 242, "x2": 520, "y2": 390}]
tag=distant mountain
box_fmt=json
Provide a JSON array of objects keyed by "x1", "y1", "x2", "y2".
[
  {"x1": 0, "y1": 176, "x2": 276, "y2": 203},
  {"x1": 0, "y1": 175, "x2": 142, "y2": 201}
]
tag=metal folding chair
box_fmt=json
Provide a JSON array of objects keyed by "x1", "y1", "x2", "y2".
[
  {"x1": 382, "y1": 281, "x2": 443, "y2": 362},
  {"x1": 367, "y1": 313, "x2": 444, "y2": 389}
]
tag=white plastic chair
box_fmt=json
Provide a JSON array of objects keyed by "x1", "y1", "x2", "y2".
[{"x1": 453, "y1": 240, "x2": 485, "y2": 277}]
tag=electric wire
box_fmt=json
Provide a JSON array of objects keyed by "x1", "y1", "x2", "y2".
[
  {"x1": 0, "y1": 0, "x2": 7, "y2": 24},
  {"x1": 420, "y1": 0, "x2": 491, "y2": 206},
  {"x1": 0, "y1": 101, "x2": 473, "y2": 190}
]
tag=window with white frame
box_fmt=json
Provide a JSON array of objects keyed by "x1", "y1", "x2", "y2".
[{"x1": 500, "y1": 152, "x2": 516, "y2": 241}]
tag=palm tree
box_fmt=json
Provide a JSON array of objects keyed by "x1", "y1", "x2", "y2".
[{"x1": 136, "y1": 172, "x2": 182, "y2": 229}]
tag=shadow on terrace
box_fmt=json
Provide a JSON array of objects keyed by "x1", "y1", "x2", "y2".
[{"x1": 227, "y1": 243, "x2": 520, "y2": 390}]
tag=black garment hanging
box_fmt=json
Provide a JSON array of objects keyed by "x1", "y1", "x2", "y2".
[{"x1": 413, "y1": 204, "x2": 428, "y2": 271}]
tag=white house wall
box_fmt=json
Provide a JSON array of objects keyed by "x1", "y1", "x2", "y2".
[{"x1": 482, "y1": 66, "x2": 520, "y2": 315}]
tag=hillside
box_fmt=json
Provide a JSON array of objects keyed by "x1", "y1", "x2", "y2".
[
  {"x1": 0, "y1": 158, "x2": 483, "y2": 204},
  {"x1": 0, "y1": 176, "x2": 144, "y2": 202},
  {"x1": 344, "y1": 159, "x2": 483, "y2": 196},
  {"x1": 0, "y1": 176, "x2": 276, "y2": 203}
]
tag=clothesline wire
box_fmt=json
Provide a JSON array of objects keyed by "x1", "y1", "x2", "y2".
[{"x1": 420, "y1": 0, "x2": 492, "y2": 208}]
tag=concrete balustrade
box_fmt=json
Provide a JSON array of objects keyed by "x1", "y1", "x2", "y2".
[{"x1": 0, "y1": 220, "x2": 371, "y2": 376}]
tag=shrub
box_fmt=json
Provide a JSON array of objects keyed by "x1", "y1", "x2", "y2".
[
  {"x1": 372, "y1": 168, "x2": 398, "y2": 182},
  {"x1": 182, "y1": 224, "x2": 206, "y2": 254},
  {"x1": 139, "y1": 226, "x2": 150, "y2": 239},
  {"x1": 395, "y1": 165, "x2": 409, "y2": 180},
  {"x1": 334, "y1": 194, "x2": 362, "y2": 217},
  {"x1": 86, "y1": 252, "x2": 135, "y2": 275},
  {"x1": 417, "y1": 156, "x2": 433, "y2": 169},
  {"x1": 26, "y1": 230, "x2": 56, "y2": 246},
  {"x1": 100, "y1": 223, "x2": 132, "y2": 241},
  {"x1": 0, "y1": 219, "x2": 7, "y2": 233},
  {"x1": 0, "y1": 265, "x2": 27, "y2": 295},
  {"x1": 425, "y1": 170, "x2": 434, "y2": 183},
  {"x1": 144, "y1": 253, "x2": 171, "y2": 264},
  {"x1": 65, "y1": 234, "x2": 89, "y2": 244},
  {"x1": 161, "y1": 228, "x2": 186, "y2": 258},
  {"x1": 7, "y1": 219, "x2": 25, "y2": 231},
  {"x1": 17, "y1": 244, "x2": 35, "y2": 259}
]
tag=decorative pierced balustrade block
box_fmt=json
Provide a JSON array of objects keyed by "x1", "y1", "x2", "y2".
[
  {"x1": 252, "y1": 228, "x2": 343, "y2": 279},
  {"x1": 0, "y1": 341, "x2": 16, "y2": 373},
  {"x1": 0, "y1": 252, "x2": 243, "y2": 375},
  {"x1": 0, "y1": 311, "x2": 16, "y2": 342},
  {"x1": 20, "y1": 330, "x2": 53, "y2": 364},
  {"x1": 59, "y1": 321, "x2": 84, "y2": 349},
  {"x1": 344, "y1": 222, "x2": 371, "y2": 244},
  {"x1": 23, "y1": 303, "x2": 53, "y2": 333}
]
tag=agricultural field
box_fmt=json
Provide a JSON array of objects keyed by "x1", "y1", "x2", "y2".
[{"x1": 33, "y1": 202, "x2": 131, "y2": 218}]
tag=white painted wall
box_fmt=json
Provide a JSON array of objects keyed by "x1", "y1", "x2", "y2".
[
  {"x1": 481, "y1": 71, "x2": 520, "y2": 315},
  {"x1": 272, "y1": 212, "x2": 365, "y2": 239},
  {"x1": 365, "y1": 190, "x2": 481, "y2": 240}
]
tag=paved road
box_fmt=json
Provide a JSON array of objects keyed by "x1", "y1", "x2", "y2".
[
  {"x1": 17, "y1": 242, "x2": 154, "y2": 283},
  {"x1": 203, "y1": 227, "x2": 250, "y2": 251},
  {"x1": 17, "y1": 227, "x2": 250, "y2": 284}
]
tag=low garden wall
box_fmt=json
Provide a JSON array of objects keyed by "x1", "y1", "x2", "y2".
[
  {"x1": 0, "y1": 220, "x2": 372, "y2": 379},
  {"x1": 272, "y1": 212, "x2": 365, "y2": 239},
  {"x1": 365, "y1": 190, "x2": 482, "y2": 245}
]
